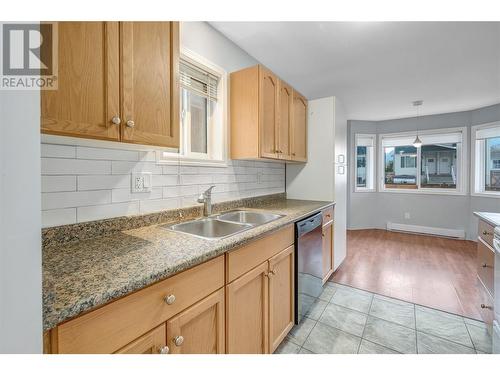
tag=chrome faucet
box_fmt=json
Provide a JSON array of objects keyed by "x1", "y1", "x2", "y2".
[{"x1": 197, "y1": 186, "x2": 216, "y2": 217}]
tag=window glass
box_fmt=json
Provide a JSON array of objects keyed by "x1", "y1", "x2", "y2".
[
  {"x1": 384, "y1": 146, "x2": 417, "y2": 189},
  {"x1": 182, "y1": 87, "x2": 209, "y2": 154},
  {"x1": 485, "y1": 136, "x2": 500, "y2": 192},
  {"x1": 356, "y1": 146, "x2": 367, "y2": 187},
  {"x1": 420, "y1": 143, "x2": 457, "y2": 189}
]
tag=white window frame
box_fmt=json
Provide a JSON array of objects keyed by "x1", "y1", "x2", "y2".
[
  {"x1": 378, "y1": 126, "x2": 468, "y2": 195},
  {"x1": 471, "y1": 121, "x2": 500, "y2": 198},
  {"x1": 157, "y1": 47, "x2": 228, "y2": 167},
  {"x1": 353, "y1": 133, "x2": 376, "y2": 192}
]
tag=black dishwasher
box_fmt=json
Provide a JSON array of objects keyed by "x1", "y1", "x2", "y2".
[{"x1": 295, "y1": 212, "x2": 324, "y2": 324}]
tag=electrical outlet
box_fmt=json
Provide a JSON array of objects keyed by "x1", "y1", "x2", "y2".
[
  {"x1": 131, "y1": 172, "x2": 152, "y2": 193},
  {"x1": 404, "y1": 212, "x2": 411, "y2": 220}
]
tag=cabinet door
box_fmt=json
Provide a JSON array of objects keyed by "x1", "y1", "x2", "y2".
[
  {"x1": 166, "y1": 289, "x2": 225, "y2": 354},
  {"x1": 120, "y1": 22, "x2": 179, "y2": 148},
  {"x1": 268, "y1": 245, "x2": 295, "y2": 352},
  {"x1": 41, "y1": 22, "x2": 120, "y2": 141},
  {"x1": 259, "y1": 66, "x2": 279, "y2": 159},
  {"x1": 115, "y1": 324, "x2": 167, "y2": 354},
  {"x1": 226, "y1": 261, "x2": 269, "y2": 354},
  {"x1": 291, "y1": 90, "x2": 307, "y2": 162},
  {"x1": 278, "y1": 81, "x2": 292, "y2": 160},
  {"x1": 322, "y1": 222, "x2": 334, "y2": 284}
]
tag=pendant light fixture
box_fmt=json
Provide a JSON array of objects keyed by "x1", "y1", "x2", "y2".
[{"x1": 412, "y1": 100, "x2": 423, "y2": 148}]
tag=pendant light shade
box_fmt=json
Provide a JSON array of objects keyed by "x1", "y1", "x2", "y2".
[{"x1": 413, "y1": 135, "x2": 422, "y2": 148}]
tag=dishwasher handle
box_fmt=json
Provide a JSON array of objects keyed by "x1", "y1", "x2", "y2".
[{"x1": 297, "y1": 212, "x2": 323, "y2": 237}]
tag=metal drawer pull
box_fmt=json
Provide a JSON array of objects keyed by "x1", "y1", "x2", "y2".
[
  {"x1": 173, "y1": 336, "x2": 184, "y2": 347},
  {"x1": 158, "y1": 346, "x2": 170, "y2": 354},
  {"x1": 480, "y1": 304, "x2": 492, "y2": 309},
  {"x1": 164, "y1": 294, "x2": 176, "y2": 305},
  {"x1": 482, "y1": 230, "x2": 493, "y2": 236},
  {"x1": 482, "y1": 263, "x2": 489, "y2": 268}
]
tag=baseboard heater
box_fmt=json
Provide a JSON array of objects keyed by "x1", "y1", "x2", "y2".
[{"x1": 386, "y1": 222, "x2": 465, "y2": 239}]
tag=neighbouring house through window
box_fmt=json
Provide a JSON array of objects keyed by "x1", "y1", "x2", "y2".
[{"x1": 380, "y1": 128, "x2": 466, "y2": 194}]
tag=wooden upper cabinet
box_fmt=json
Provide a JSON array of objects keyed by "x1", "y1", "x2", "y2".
[
  {"x1": 268, "y1": 245, "x2": 294, "y2": 353},
  {"x1": 226, "y1": 261, "x2": 269, "y2": 354},
  {"x1": 259, "y1": 67, "x2": 279, "y2": 159},
  {"x1": 278, "y1": 81, "x2": 292, "y2": 160},
  {"x1": 230, "y1": 64, "x2": 307, "y2": 162},
  {"x1": 41, "y1": 21, "x2": 179, "y2": 148},
  {"x1": 41, "y1": 22, "x2": 120, "y2": 141},
  {"x1": 115, "y1": 324, "x2": 167, "y2": 354},
  {"x1": 166, "y1": 289, "x2": 225, "y2": 354},
  {"x1": 120, "y1": 22, "x2": 179, "y2": 148},
  {"x1": 291, "y1": 90, "x2": 308, "y2": 162}
]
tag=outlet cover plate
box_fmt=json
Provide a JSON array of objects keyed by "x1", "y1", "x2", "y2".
[{"x1": 132, "y1": 172, "x2": 152, "y2": 193}]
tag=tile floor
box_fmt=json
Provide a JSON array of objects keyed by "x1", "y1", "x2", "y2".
[{"x1": 275, "y1": 282, "x2": 492, "y2": 354}]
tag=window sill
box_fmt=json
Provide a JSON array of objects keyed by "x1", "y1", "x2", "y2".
[
  {"x1": 471, "y1": 192, "x2": 500, "y2": 198},
  {"x1": 379, "y1": 188, "x2": 467, "y2": 196},
  {"x1": 354, "y1": 188, "x2": 376, "y2": 193}
]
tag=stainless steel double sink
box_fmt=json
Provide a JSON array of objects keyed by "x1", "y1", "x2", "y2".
[{"x1": 165, "y1": 210, "x2": 284, "y2": 240}]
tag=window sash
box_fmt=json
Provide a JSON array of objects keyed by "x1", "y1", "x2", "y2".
[{"x1": 354, "y1": 134, "x2": 376, "y2": 191}]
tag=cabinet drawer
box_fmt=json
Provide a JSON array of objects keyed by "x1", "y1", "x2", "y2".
[
  {"x1": 478, "y1": 219, "x2": 495, "y2": 248},
  {"x1": 477, "y1": 238, "x2": 495, "y2": 296},
  {"x1": 55, "y1": 255, "x2": 224, "y2": 353},
  {"x1": 322, "y1": 206, "x2": 333, "y2": 225},
  {"x1": 226, "y1": 225, "x2": 294, "y2": 283},
  {"x1": 477, "y1": 279, "x2": 494, "y2": 327}
]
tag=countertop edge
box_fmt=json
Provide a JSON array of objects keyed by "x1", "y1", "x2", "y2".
[{"x1": 474, "y1": 211, "x2": 500, "y2": 228}]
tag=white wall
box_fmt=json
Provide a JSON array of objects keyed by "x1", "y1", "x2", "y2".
[
  {"x1": 348, "y1": 103, "x2": 500, "y2": 240},
  {"x1": 41, "y1": 22, "x2": 281, "y2": 228},
  {"x1": 0, "y1": 87, "x2": 42, "y2": 349}
]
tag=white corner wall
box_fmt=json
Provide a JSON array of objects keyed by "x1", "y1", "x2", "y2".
[{"x1": 0, "y1": 83, "x2": 42, "y2": 349}]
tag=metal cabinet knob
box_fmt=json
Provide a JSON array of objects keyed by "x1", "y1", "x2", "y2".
[
  {"x1": 111, "y1": 116, "x2": 121, "y2": 125},
  {"x1": 158, "y1": 346, "x2": 170, "y2": 354},
  {"x1": 173, "y1": 336, "x2": 184, "y2": 347},
  {"x1": 269, "y1": 269, "x2": 276, "y2": 275},
  {"x1": 482, "y1": 263, "x2": 488, "y2": 268},
  {"x1": 126, "y1": 119, "x2": 135, "y2": 128},
  {"x1": 483, "y1": 230, "x2": 492, "y2": 236},
  {"x1": 164, "y1": 294, "x2": 176, "y2": 305},
  {"x1": 481, "y1": 304, "x2": 491, "y2": 309},
  {"x1": 291, "y1": 152, "x2": 296, "y2": 156}
]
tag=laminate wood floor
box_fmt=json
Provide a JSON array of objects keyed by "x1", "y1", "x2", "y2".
[{"x1": 331, "y1": 229, "x2": 483, "y2": 321}]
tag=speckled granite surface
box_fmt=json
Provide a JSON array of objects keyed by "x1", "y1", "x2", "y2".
[
  {"x1": 43, "y1": 197, "x2": 334, "y2": 331},
  {"x1": 474, "y1": 211, "x2": 500, "y2": 228}
]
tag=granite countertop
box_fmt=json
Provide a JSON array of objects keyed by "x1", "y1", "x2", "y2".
[
  {"x1": 474, "y1": 211, "x2": 500, "y2": 228},
  {"x1": 43, "y1": 198, "x2": 334, "y2": 331}
]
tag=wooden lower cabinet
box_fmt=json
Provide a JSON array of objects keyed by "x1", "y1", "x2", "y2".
[
  {"x1": 115, "y1": 324, "x2": 167, "y2": 354},
  {"x1": 166, "y1": 289, "x2": 225, "y2": 354},
  {"x1": 322, "y1": 221, "x2": 334, "y2": 284},
  {"x1": 268, "y1": 245, "x2": 294, "y2": 352},
  {"x1": 226, "y1": 262, "x2": 269, "y2": 354}
]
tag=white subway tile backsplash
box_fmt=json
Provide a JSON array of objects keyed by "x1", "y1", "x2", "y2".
[
  {"x1": 41, "y1": 141, "x2": 285, "y2": 227},
  {"x1": 140, "y1": 198, "x2": 180, "y2": 214},
  {"x1": 180, "y1": 174, "x2": 213, "y2": 185},
  {"x1": 41, "y1": 176, "x2": 77, "y2": 193},
  {"x1": 41, "y1": 144, "x2": 76, "y2": 158},
  {"x1": 111, "y1": 161, "x2": 163, "y2": 175},
  {"x1": 76, "y1": 146, "x2": 140, "y2": 161},
  {"x1": 77, "y1": 202, "x2": 140, "y2": 222},
  {"x1": 112, "y1": 187, "x2": 163, "y2": 203},
  {"x1": 42, "y1": 158, "x2": 111, "y2": 175},
  {"x1": 42, "y1": 190, "x2": 112, "y2": 210},
  {"x1": 77, "y1": 175, "x2": 131, "y2": 191},
  {"x1": 42, "y1": 208, "x2": 77, "y2": 227}
]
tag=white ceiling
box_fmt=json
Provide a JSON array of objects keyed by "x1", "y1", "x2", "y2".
[{"x1": 210, "y1": 22, "x2": 500, "y2": 121}]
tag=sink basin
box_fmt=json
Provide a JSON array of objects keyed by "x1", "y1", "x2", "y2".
[
  {"x1": 217, "y1": 210, "x2": 284, "y2": 225},
  {"x1": 166, "y1": 218, "x2": 252, "y2": 240}
]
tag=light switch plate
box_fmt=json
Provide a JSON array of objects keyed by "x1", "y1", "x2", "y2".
[{"x1": 132, "y1": 172, "x2": 152, "y2": 193}]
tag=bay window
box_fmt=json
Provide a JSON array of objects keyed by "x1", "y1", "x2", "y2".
[
  {"x1": 354, "y1": 134, "x2": 376, "y2": 191},
  {"x1": 379, "y1": 128, "x2": 466, "y2": 194},
  {"x1": 472, "y1": 122, "x2": 500, "y2": 196}
]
